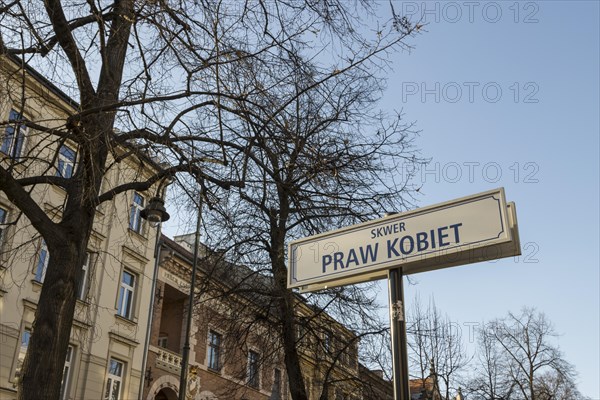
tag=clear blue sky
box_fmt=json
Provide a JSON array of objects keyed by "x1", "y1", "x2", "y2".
[{"x1": 375, "y1": 1, "x2": 599, "y2": 397}]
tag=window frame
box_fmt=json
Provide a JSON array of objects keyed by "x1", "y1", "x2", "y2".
[
  {"x1": 57, "y1": 145, "x2": 76, "y2": 178},
  {"x1": 296, "y1": 324, "x2": 307, "y2": 346},
  {"x1": 207, "y1": 330, "x2": 222, "y2": 372},
  {"x1": 104, "y1": 358, "x2": 124, "y2": 400},
  {"x1": 77, "y1": 252, "x2": 91, "y2": 301},
  {"x1": 157, "y1": 335, "x2": 168, "y2": 349},
  {"x1": 1, "y1": 109, "x2": 27, "y2": 160},
  {"x1": 0, "y1": 206, "x2": 7, "y2": 249},
  {"x1": 14, "y1": 327, "x2": 32, "y2": 380},
  {"x1": 324, "y1": 329, "x2": 333, "y2": 353},
  {"x1": 117, "y1": 270, "x2": 136, "y2": 319},
  {"x1": 35, "y1": 240, "x2": 49, "y2": 282},
  {"x1": 128, "y1": 192, "x2": 145, "y2": 234},
  {"x1": 272, "y1": 368, "x2": 282, "y2": 400},
  {"x1": 60, "y1": 345, "x2": 74, "y2": 400},
  {"x1": 247, "y1": 350, "x2": 260, "y2": 389}
]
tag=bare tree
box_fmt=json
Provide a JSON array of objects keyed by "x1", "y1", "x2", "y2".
[
  {"x1": 0, "y1": 1, "x2": 420, "y2": 398},
  {"x1": 533, "y1": 369, "x2": 588, "y2": 400},
  {"x1": 466, "y1": 323, "x2": 517, "y2": 400},
  {"x1": 191, "y1": 35, "x2": 425, "y2": 399},
  {"x1": 487, "y1": 308, "x2": 579, "y2": 400},
  {"x1": 407, "y1": 296, "x2": 470, "y2": 400},
  {"x1": 465, "y1": 308, "x2": 583, "y2": 400},
  {"x1": 406, "y1": 301, "x2": 585, "y2": 400}
]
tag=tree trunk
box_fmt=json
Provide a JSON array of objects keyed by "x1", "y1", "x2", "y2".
[
  {"x1": 271, "y1": 234, "x2": 308, "y2": 400},
  {"x1": 277, "y1": 287, "x2": 309, "y2": 400},
  {"x1": 530, "y1": 366, "x2": 536, "y2": 400},
  {"x1": 18, "y1": 236, "x2": 90, "y2": 400},
  {"x1": 17, "y1": 113, "x2": 109, "y2": 400}
]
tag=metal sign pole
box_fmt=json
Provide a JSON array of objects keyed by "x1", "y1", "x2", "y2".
[{"x1": 389, "y1": 267, "x2": 410, "y2": 400}]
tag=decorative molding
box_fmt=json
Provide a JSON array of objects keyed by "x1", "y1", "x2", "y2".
[
  {"x1": 108, "y1": 331, "x2": 140, "y2": 347},
  {"x1": 123, "y1": 244, "x2": 149, "y2": 262},
  {"x1": 0, "y1": 323, "x2": 20, "y2": 338},
  {"x1": 155, "y1": 347, "x2": 182, "y2": 374},
  {"x1": 72, "y1": 316, "x2": 92, "y2": 330},
  {"x1": 22, "y1": 298, "x2": 38, "y2": 310},
  {"x1": 146, "y1": 374, "x2": 180, "y2": 400}
]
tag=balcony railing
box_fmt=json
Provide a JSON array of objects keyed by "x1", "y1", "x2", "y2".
[{"x1": 155, "y1": 347, "x2": 182, "y2": 373}]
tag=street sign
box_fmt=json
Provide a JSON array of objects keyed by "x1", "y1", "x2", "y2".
[{"x1": 288, "y1": 188, "x2": 520, "y2": 291}]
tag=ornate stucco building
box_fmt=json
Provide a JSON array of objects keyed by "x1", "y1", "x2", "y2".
[
  {"x1": 0, "y1": 54, "x2": 162, "y2": 400},
  {"x1": 142, "y1": 234, "x2": 393, "y2": 400}
]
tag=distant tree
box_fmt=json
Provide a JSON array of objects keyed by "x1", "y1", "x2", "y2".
[
  {"x1": 533, "y1": 369, "x2": 588, "y2": 400},
  {"x1": 466, "y1": 322, "x2": 517, "y2": 399},
  {"x1": 407, "y1": 296, "x2": 470, "y2": 400},
  {"x1": 489, "y1": 309, "x2": 580, "y2": 400},
  {"x1": 466, "y1": 308, "x2": 583, "y2": 400}
]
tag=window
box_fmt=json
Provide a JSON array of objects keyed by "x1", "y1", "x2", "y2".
[
  {"x1": 57, "y1": 145, "x2": 76, "y2": 178},
  {"x1": 129, "y1": 193, "x2": 144, "y2": 233},
  {"x1": 157, "y1": 335, "x2": 168, "y2": 349},
  {"x1": 272, "y1": 368, "x2": 282, "y2": 400},
  {"x1": 35, "y1": 240, "x2": 49, "y2": 282},
  {"x1": 77, "y1": 252, "x2": 91, "y2": 300},
  {"x1": 339, "y1": 341, "x2": 350, "y2": 366},
  {"x1": 1, "y1": 109, "x2": 27, "y2": 159},
  {"x1": 60, "y1": 345, "x2": 74, "y2": 400},
  {"x1": 296, "y1": 324, "x2": 306, "y2": 345},
  {"x1": 324, "y1": 330, "x2": 333, "y2": 353},
  {"x1": 117, "y1": 270, "x2": 136, "y2": 319},
  {"x1": 104, "y1": 358, "x2": 124, "y2": 400},
  {"x1": 348, "y1": 346, "x2": 357, "y2": 367},
  {"x1": 0, "y1": 206, "x2": 7, "y2": 247},
  {"x1": 15, "y1": 328, "x2": 31, "y2": 378},
  {"x1": 342, "y1": 348, "x2": 349, "y2": 366},
  {"x1": 207, "y1": 330, "x2": 222, "y2": 371},
  {"x1": 247, "y1": 350, "x2": 260, "y2": 389}
]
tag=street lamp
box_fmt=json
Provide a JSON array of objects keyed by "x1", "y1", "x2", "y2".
[
  {"x1": 141, "y1": 197, "x2": 170, "y2": 228},
  {"x1": 178, "y1": 195, "x2": 202, "y2": 400},
  {"x1": 138, "y1": 185, "x2": 171, "y2": 399}
]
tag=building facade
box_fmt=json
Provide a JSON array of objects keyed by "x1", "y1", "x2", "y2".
[
  {"x1": 143, "y1": 234, "x2": 289, "y2": 400},
  {"x1": 143, "y1": 234, "x2": 393, "y2": 400},
  {"x1": 0, "y1": 55, "x2": 161, "y2": 400}
]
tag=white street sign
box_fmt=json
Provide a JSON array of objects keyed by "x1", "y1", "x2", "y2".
[{"x1": 288, "y1": 188, "x2": 520, "y2": 291}]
